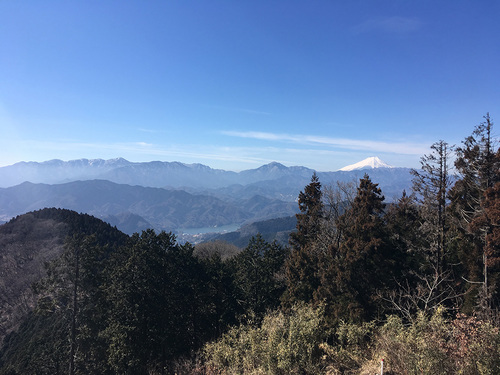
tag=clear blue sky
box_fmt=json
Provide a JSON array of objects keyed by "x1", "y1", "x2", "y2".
[{"x1": 1, "y1": 1, "x2": 499, "y2": 171}]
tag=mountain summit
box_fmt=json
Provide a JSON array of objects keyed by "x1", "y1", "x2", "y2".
[{"x1": 339, "y1": 156, "x2": 394, "y2": 171}]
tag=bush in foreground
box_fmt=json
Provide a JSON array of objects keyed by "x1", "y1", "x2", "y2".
[{"x1": 199, "y1": 305, "x2": 500, "y2": 375}]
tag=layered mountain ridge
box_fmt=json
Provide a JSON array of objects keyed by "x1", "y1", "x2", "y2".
[
  {"x1": 0, "y1": 157, "x2": 397, "y2": 188},
  {"x1": 0, "y1": 157, "x2": 413, "y2": 236}
]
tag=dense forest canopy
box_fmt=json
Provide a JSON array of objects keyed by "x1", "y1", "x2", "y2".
[{"x1": 1, "y1": 114, "x2": 499, "y2": 374}]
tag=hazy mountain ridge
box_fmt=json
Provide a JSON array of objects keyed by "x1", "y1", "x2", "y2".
[
  {"x1": 1, "y1": 158, "x2": 407, "y2": 190},
  {"x1": 0, "y1": 159, "x2": 318, "y2": 189},
  {"x1": 0, "y1": 158, "x2": 132, "y2": 187},
  {"x1": 0, "y1": 180, "x2": 298, "y2": 234},
  {"x1": 98, "y1": 161, "x2": 239, "y2": 189},
  {"x1": 0, "y1": 158, "x2": 413, "y2": 235}
]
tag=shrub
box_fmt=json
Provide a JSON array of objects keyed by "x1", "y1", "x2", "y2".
[
  {"x1": 376, "y1": 308, "x2": 500, "y2": 375},
  {"x1": 203, "y1": 304, "x2": 327, "y2": 374}
]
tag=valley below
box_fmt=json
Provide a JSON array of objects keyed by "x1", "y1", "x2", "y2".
[{"x1": 0, "y1": 158, "x2": 413, "y2": 239}]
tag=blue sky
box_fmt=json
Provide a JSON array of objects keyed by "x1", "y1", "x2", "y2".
[{"x1": 1, "y1": 1, "x2": 499, "y2": 171}]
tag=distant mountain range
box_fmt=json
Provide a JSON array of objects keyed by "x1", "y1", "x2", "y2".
[
  {"x1": 0, "y1": 157, "x2": 408, "y2": 190},
  {"x1": 0, "y1": 158, "x2": 313, "y2": 189},
  {"x1": 0, "y1": 157, "x2": 415, "y2": 236},
  {"x1": 0, "y1": 180, "x2": 298, "y2": 235}
]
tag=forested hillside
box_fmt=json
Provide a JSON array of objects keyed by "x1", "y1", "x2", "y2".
[
  {"x1": 1, "y1": 115, "x2": 499, "y2": 374},
  {"x1": 0, "y1": 208, "x2": 128, "y2": 347},
  {"x1": 204, "y1": 215, "x2": 296, "y2": 247}
]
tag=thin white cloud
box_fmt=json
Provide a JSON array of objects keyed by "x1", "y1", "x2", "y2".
[
  {"x1": 136, "y1": 142, "x2": 153, "y2": 147},
  {"x1": 2, "y1": 137, "x2": 422, "y2": 171},
  {"x1": 221, "y1": 130, "x2": 428, "y2": 155},
  {"x1": 352, "y1": 16, "x2": 421, "y2": 34}
]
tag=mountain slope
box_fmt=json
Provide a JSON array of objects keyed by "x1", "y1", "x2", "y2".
[
  {"x1": 203, "y1": 216, "x2": 297, "y2": 248},
  {"x1": 0, "y1": 180, "x2": 299, "y2": 234},
  {"x1": 339, "y1": 156, "x2": 394, "y2": 171},
  {"x1": 0, "y1": 208, "x2": 128, "y2": 345},
  {"x1": 0, "y1": 158, "x2": 413, "y2": 203},
  {"x1": 98, "y1": 161, "x2": 238, "y2": 188},
  {"x1": 0, "y1": 158, "x2": 131, "y2": 187}
]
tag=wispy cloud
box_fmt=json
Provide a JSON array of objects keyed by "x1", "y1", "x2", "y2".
[
  {"x1": 221, "y1": 130, "x2": 428, "y2": 155},
  {"x1": 137, "y1": 128, "x2": 166, "y2": 134},
  {"x1": 3, "y1": 136, "x2": 422, "y2": 171},
  {"x1": 352, "y1": 16, "x2": 421, "y2": 35},
  {"x1": 136, "y1": 142, "x2": 154, "y2": 147}
]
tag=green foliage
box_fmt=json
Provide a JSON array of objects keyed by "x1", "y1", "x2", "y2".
[
  {"x1": 385, "y1": 191, "x2": 425, "y2": 275},
  {"x1": 0, "y1": 209, "x2": 127, "y2": 375},
  {"x1": 333, "y1": 174, "x2": 391, "y2": 322},
  {"x1": 0, "y1": 225, "x2": 244, "y2": 374},
  {"x1": 230, "y1": 235, "x2": 288, "y2": 321},
  {"x1": 449, "y1": 114, "x2": 500, "y2": 315},
  {"x1": 289, "y1": 173, "x2": 323, "y2": 251},
  {"x1": 0, "y1": 310, "x2": 70, "y2": 375},
  {"x1": 103, "y1": 229, "x2": 214, "y2": 373},
  {"x1": 197, "y1": 249, "x2": 240, "y2": 338},
  {"x1": 285, "y1": 173, "x2": 323, "y2": 306}
]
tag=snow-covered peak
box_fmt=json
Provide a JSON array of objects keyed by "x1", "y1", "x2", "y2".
[{"x1": 339, "y1": 157, "x2": 394, "y2": 171}]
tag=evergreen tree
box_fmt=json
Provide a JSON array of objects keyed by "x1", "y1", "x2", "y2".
[
  {"x1": 381, "y1": 191, "x2": 452, "y2": 320},
  {"x1": 289, "y1": 172, "x2": 323, "y2": 250},
  {"x1": 385, "y1": 191, "x2": 424, "y2": 277},
  {"x1": 285, "y1": 173, "x2": 323, "y2": 305},
  {"x1": 231, "y1": 235, "x2": 288, "y2": 321},
  {"x1": 103, "y1": 230, "x2": 176, "y2": 374},
  {"x1": 0, "y1": 210, "x2": 128, "y2": 375},
  {"x1": 334, "y1": 174, "x2": 390, "y2": 322},
  {"x1": 103, "y1": 230, "x2": 220, "y2": 374},
  {"x1": 34, "y1": 234, "x2": 116, "y2": 375},
  {"x1": 313, "y1": 181, "x2": 357, "y2": 323},
  {"x1": 197, "y1": 250, "x2": 240, "y2": 337}
]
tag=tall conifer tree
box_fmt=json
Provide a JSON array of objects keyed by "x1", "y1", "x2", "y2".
[
  {"x1": 334, "y1": 174, "x2": 389, "y2": 322},
  {"x1": 285, "y1": 173, "x2": 323, "y2": 305}
]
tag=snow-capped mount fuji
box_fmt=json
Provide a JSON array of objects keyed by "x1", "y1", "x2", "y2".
[{"x1": 339, "y1": 157, "x2": 394, "y2": 172}]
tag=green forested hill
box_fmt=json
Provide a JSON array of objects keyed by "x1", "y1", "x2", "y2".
[
  {"x1": 207, "y1": 215, "x2": 296, "y2": 247},
  {"x1": 0, "y1": 208, "x2": 128, "y2": 346},
  {"x1": 0, "y1": 207, "x2": 289, "y2": 374}
]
